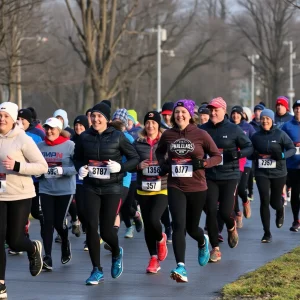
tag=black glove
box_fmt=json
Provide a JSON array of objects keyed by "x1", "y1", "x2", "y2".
[
  {"x1": 270, "y1": 143, "x2": 283, "y2": 161},
  {"x1": 224, "y1": 149, "x2": 242, "y2": 161},
  {"x1": 192, "y1": 158, "x2": 205, "y2": 171},
  {"x1": 158, "y1": 164, "x2": 170, "y2": 176}
]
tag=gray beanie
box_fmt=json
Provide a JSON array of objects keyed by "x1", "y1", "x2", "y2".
[{"x1": 260, "y1": 109, "x2": 274, "y2": 122}]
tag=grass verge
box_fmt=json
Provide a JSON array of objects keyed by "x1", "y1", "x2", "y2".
[{"x1": 221, "y1": 246, "x2": 300, "y2": 300}]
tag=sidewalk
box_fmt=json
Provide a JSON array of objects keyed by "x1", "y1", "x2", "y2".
[{"x1": 5, "y1": 186, "x2": 299, "y2": 300}]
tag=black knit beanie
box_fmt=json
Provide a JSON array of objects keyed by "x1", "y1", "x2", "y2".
[
  {"x1": 91, "y1": 103, "x2": 111, "y2": 121},
  {"x1": 101, "y1": 100, "x2": 112, "y2": 108},
  {"x1": 73, "y1": 115, "x2": 89, "y2": 130},
  {"x1": 18, "y1": 108, "x2": 33, "y2": 124},
  {"x1": 144, "y1": 111, "x2": 161, "y2": 127}
]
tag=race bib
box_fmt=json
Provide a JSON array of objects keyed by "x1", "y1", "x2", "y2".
[
  {"x1": 207, "y1": 148, "x2": 223, "y2": 166},
  {"x1": 258, "y1": 158, "x2": 276, "y2": 169},
  {"x1": 141, "y1": 179, "x2": 161, "y2": 191},
  {"x1": 88, "y1": 160, "x2": 110, "y2": 179},
  {"x1": 142, "y1": 162, "x2": 160, "y2": 176},
  {"x1": 296, "y1": 147, "x2": 300, "y2": 155},
  {"x1": 44, "y1": 162, "x2": 62, "y2": 179},
  {"x1": 0, "y1": 173, "x2": 6, "y2": 193},
  {"x1": 171, "y1": 159, "x2": 193, "y2": 177}
]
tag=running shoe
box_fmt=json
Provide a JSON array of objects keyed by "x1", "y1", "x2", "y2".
[
  {"x1": 28, "y1": 240, "x2": 43, "y2": 276},
  {"x1": 276, "y1": 206, "x2": 285, "y2": 228},
  {"x1": 42, "y1": 255, "x2": 53, "y2": 271},
  {"x1": 227, "y1": 224, "x2": 239, "y2": 248},
  {"x1": 104, "y1": 243, "x2": 112, "y2": 252},
  {"x1": 198, "y1": 234, "x2": 209, "y2": 266},
  {"x1": 124, "y1": 226, "x2": 134, "y2": 238},
  {"x1": 165, "y1": 226, "x2": 172, "y2": 244},
  {"x1": 86, "y1": 267, "x2": 104, "y2": 285},
  {"x1": 290, "y1": 221, "x2": 300, "y2": 232},
  {"x1": 261, "y1": 233, "x2": 272, "y2": 243},
  {"x1": 111, "y1": 247, "x2": 123, "y2": 279},
  {"x1": 243, "y1": 200, "x2": 251, "y2": 218},
  {"x1": 170, "y1": 264, "x2": 188, "y2": 283},
  {"x1": 55, "y1": 234, "x2": 62, "y2": 243},
  {"x1": 8, "y1": 248, "x2": 23, "y2": 255},
  {"x1": 157, "y1": 233, "x2": 168, "y2": 261},
  {"x1": 71, "y1": 219, "x2": 81, "y2": 237},
  {"x1": 218, "y1": 233, "x2": 224, "y2": 243},
  {"x1": 146, "y1": 256, "x2": 161, "y2": 274},
  {"x1": 0, "y1": 282, "x2": 7, "y2": 299},
  {"x1": 133, "y1": 211, "x2": 143, "y2": 232},
  {"x1": 236, "y1": 212, "x2": 243, "y2": 228},
  {"x1": 247, "y1": 193, "x2": 253, "y2": 201},
  {"x1": 83, "y1": 241, "x2": 89, "y2": 251},
  {"x1": 286, "y1": 189, "x2": 291, "y2": 202},
  {"x1": 99, "y1": 238, "x2": 103, "y2": 244},
  {"x1": 61, "y1": 240, "x2": 72, "y2": 264},
  {"x1": 209, "y1": 248, "x2": 221, "y2": 262}
]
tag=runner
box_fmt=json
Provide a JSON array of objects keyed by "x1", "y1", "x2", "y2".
[
  {"x1": 281, "y1": 100, "x2": 300, "y2": 232},
  {"x1": 198, "y1": 105, "x2": 210, "y2": 125},
  {"x1": 134, "y1": 111, "x2": 169, "y2": 273},
  {"x1": 275, "y1": 96, "x2": 293, "y2": 129},
  {"x1": 156, "y1": 99, "x2": 222, "y2": 283},
  {"x1": 250, "y1": 109, "x2": 295, "y2": 242},
  {"x1": 160, "y1": 102, "x2": 173, "y2": 129},
  {"x1": 37, "y1": 117, "x2": 76, "y2": 270},
  {"x1": 250, "y1": 104, "x2": 264, "y2": 132},
  {"x1": 0, "y1": 102, "x2": 47, "y2": 299},
  {"x1": 53, "y1": 109, "x2": 75, "y2": 138},
  {"x1": 27, "y1": 106, "x2": 44, "y2": 132},
  {"x1": 73, "y1": 102, "x2": 140, "y2": 285},
  {"x1": 200, "y1": 97, "x2": 253, "y2": 262}
]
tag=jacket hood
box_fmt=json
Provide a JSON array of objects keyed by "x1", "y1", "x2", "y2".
[
  {"x1": 137, "y1": 128, "x2": 164, "y2": 141},
  {"x1": 53, "y1": 109, "x2": 69, "y2": 129},
  {"x1": 0, "y1": 122, "x2": 23, "y2": 138}
]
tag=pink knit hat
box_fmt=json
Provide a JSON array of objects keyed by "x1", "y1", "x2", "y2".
[{"x1": 207, "y1": 97, "x2": 227, "y2": 110}]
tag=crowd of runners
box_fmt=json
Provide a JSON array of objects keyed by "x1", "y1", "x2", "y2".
[{"x1": 0, "y1": 94, "x2": 299, "y2": 298}]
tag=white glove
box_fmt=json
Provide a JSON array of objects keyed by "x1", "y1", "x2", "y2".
[
  {"x1": 79, "y1": 166, "x2": 89, "y2": 178},
  {"x1": 54, "y1": 167, "x2": 63, "y2": 175},
  {"x1": 107, "y1": 160, "x2": 121, "y2": 173}
]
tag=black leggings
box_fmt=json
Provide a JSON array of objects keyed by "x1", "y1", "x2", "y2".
[
  {"x1": 168, "y1": 187, "x2": 206, "y2": 264},
  {"x1": 161, "y1": 206, "x2": 171, "y2": 228},
  {"x1": 235, "y1": 168, "x2": 251, "y2": 213},
  {"x1": 84, "y1": 187, "x2": 121, "y2": 269},
  {"x1": 0, "y1": 199, "x2": 35, "y2": 280},
  {"x1": 288, "y1": 170, "x2": 300, "y2": 222},
  {"x1": 206, "y1": 179, "x2": 238, "y2": 248},
  {"x1": 120, "y1": 182, "x2": 137, "y2": 228},
  {"x1": 40, "y1": 194, "x2": 73, "y2": 256},
  {"x1": 137, "y1": 194, "x2": 168, "y2": 256},
  {"x1": 68, "y1": 198, "x2": 77, "y2": 223},
  {"x1": 256, "y1": 176, "x2": 286, "y2": 234},
  {"x1": 247, "y1": 165, "x2": 254, "y2": 196},
  {"x1": 75, "y1": 184, "x2": 86, "y2": 231},
  {"x1": 31, "y1": 182, "x2": 42, "y2": 221}
]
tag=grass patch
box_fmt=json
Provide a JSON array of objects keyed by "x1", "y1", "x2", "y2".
[{"x1": 221, "y1": 246, "x2": 300, "y2": 300}]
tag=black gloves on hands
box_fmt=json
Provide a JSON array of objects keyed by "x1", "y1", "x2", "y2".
[
  {"x1": 224, "y1": 149, "x2": 242, "y2": 161},
  {"x1": 158, "y1": 164, "x2": 170, "y2": 176},
  {"x1": 270, "y1": 143, "x2": 283, "y2": 161},
  {"x1": 192, "y1": 158, "x2": 205, "y2": 171}
]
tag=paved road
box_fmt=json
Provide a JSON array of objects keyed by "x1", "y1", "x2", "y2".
[{"x1": 5, "y1": 186, "x2": 300, "y2": 300}]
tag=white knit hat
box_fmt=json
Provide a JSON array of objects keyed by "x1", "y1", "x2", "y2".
[{"x1": 0, "y1": 102, "x2": 18, "y2": 122}]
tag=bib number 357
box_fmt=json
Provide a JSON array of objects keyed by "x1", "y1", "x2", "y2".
[{"x1": 171, "y1": 165, "x2": 193, "y2": 177}]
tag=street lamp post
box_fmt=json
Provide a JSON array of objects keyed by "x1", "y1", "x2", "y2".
[
  {"x1": 283, "y1": 40, "x2": 296, "y2": 112},
  {"x1": 248, "y1": 54, "x2": 259, "y2": 112},
  {"x1": 17, "y1": 35, "x2": 48, "y2": 108}
]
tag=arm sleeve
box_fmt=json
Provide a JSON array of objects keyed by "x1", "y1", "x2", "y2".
[
  {"x1": 19, "y1": 137, "x2": 48, "y2": 175},
  {"x1": 155, "y1": 131, "x2": 168, "y2": 166},
  {"x1": 202, "y1": 131, "x2": 222, "y2": 167},
  {"x1": 119, "y1": 132, "x2": 140, "y2": 172},
  {"x1": 249, "y1": 124, "x2": 256, "y2": 138},
  {"x1": 236, "y1": 126, "x2": 253, "y2": 158},
  {"x1": 62, "y1": 142, "x2": 77, "y2": 176},
  {"x1": 282, "y1": 131, "x2": 296, "y2": 159}
]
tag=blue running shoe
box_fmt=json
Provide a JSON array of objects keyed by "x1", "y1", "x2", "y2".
[
  {"x1": 198, "y1": 234, "x2": 210, "y2": 266},
  {"x1": 86, "y1": 267, "x2": 104, "y2": 285},
  {"x1": 170, "y1": 264, "x2": 188, "y2": 283},
  {"x1": 111, "y1": 247, "x2": 123, "y2": 279}
]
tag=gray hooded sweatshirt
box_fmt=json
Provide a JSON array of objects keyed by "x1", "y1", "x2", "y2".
[{"x1": 38, "y1": 139, "x2": 77, "y2": 196}]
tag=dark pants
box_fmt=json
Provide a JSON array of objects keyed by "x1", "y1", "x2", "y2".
[
  {"x1": 168, "y1": 187, "x2": 206, "y2": 264},
  {"x1": 235, "y1": 168, "x2": 251, "y2": 213},
  {"x1": 256, "y1": 176, "x2": 286, "y2": 234},
  {"x1": 31, "y1": 182, "x2": 42, "y2": 221},
  {"x1": 120, "y1": 182, "x2": 137, "y2": 228},
  {"x1": 206, "y1": 179, "x2": 238, "y2": 248},
  {"x1": 75, "y1": 184, "x2": 86, "y2": 231},
  {"x1": 0, "y1": 199, "x2": 35, "y2": 280},
  {"x1": 40, "y1": 194, "x2": 73, "y2": 256},
  {"x1": 84, "y1": 187, "x2": 121, "y2": 269},
  {"x1": 288, "y1": 170, "x2": 300, "y2": 222}
]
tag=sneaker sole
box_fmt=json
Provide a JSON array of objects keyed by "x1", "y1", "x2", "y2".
[
  {"x1": 0, "y1": 292, "x2": 7, "y2": 299},
  {"x1": 124, "y1": 235, "x2": 133, "y2": 239},
  {"x1": 261, "y1": 239, "x2": 272, "y2": 243},
  {"x1": 61, "y1": 242, "x2": 72, "y2": 265},
  {"x1": 83, "y1": 248, "x2": 89, "y2": 251},
  {"x1": 146, "y1": 266, "x2": 161, "y2": 274},
  {"x1": 86, "y1": 279, "x2": 104, "y2": 285},
  {"x1": 42, "y1": 263, "x2": 53, "y2": 271},
  {"x1": 32, "y1": 240, "x2": 43, "y2": 277},
  {"x1": 209, "y1": 257, "x2": 221, "y2": 263},
  {"x1": 170, "y1": 271, "x2": 188, "y2": 283},
  {"x1": 8, "y1": 251, "x2": 23, "y2": 255},
  {"x1": 290, "y1": 228, "x2": 299, "y2": 232}
]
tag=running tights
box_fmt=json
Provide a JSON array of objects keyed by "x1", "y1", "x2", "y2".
[
  {"x1": 84, "y1": 187, "x2": 121, "y2": 269},
  {"x1": 168, "y1": 187, "x2": 206, "y2": 264},
  {"x1": 288, "y1": 170, "x2": 300, "y2": 222},
  {"x1": 235, "y1": 168, "x2": 250, "y2": 213},
  {"x1": 40, "y1": 194, "x2": 73, "y2": 256},
  {"x1": 0, "y1": 199, "x2": 35, "y2": 280},
  {"x1": 256, "y1": 176, "x2": 286, "y2": 235},
  {"x1": 137, "y1": 194, "x2": 168, "y2": 256},
  {"x1": 75, "y1": 184, "x2": 86, "y2": 231},
  {"x1": 120, "y1": 182, "x2": 137, "y2": 228},
  {"x1": 206, "y1": 179, "x2": 238, "y2": 248}
]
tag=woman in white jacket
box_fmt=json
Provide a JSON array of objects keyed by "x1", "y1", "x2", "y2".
[{"x1": 0, "y1": 102, "x2": 48, "y2": 299}]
